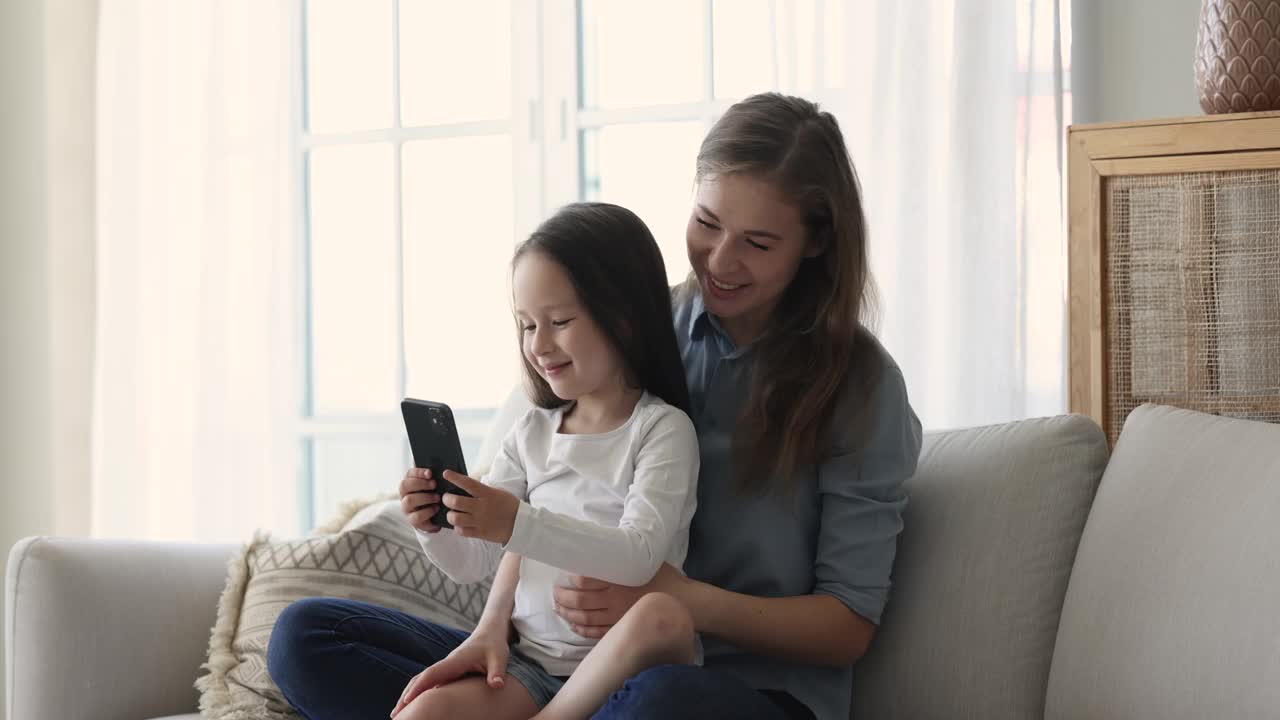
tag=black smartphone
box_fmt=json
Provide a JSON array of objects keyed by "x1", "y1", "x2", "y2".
[{"x1": 400, "y1": 398, "x2": 472, "y2": 529}]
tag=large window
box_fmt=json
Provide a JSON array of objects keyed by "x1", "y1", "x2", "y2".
[
  {"x1": 295, "y1": 0, "x2": 1066, "y2": 527},
  {"x1": 87, "y1": 0, "x2": 1066, "y2": 542},
  {"x1": 299, "y1": 0, "x2": 534, "y2": 526},
  {"x1": 295, "y1": 1, "x2": 840, "y2": 526}
]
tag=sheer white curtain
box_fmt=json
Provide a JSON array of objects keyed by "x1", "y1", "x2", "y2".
[
  {"x1": 93, "y1": 0, "x2": 300, "y2": 541},
  {"x1": 830, "y1": 0, "x2": 1069, "y2": 429},
  {"x1": 88, "y1": 1, "x2": 1069, "y2": 542}
]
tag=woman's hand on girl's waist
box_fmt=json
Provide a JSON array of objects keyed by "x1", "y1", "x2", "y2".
[{"x1": 553, "y1": 562, "x2": 689, "y2": 639}]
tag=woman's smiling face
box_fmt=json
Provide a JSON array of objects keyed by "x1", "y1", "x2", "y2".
[{"x1": 685, "y1": 173, "x2": 820, "y2": 346}]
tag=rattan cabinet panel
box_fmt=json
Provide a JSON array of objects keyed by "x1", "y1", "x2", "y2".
[{"x1": 1068, "y1": 112, "x2": 1280, "y2": 444}]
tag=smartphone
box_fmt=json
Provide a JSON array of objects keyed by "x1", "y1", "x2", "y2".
[{"x1": 400, "y1": 398, "x2": 472, "y2": 529}]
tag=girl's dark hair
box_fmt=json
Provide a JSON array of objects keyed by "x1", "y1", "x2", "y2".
[
  {"x1": 689, "y1": 92, "x2": 881, "y2": 494},
  {"x1": 513, "y1": 202, "x2": 690, "y2": 415}
]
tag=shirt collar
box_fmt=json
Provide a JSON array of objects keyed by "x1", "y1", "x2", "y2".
[
  {"x1": 688, "y1": 290, "x2": 713, "y2": 342},
  {"x1": 687, "y1": 291, "x2": 753, "y2": 359}
]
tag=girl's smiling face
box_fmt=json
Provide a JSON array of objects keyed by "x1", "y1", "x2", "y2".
[{"x1": 512, "y1": 250, "x2": 627, "y2": 403}]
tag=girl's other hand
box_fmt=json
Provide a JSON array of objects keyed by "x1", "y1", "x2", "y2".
[
  {"x1": 389, "y1": 631, "x2": 510, "y2": 718},
  {"x1": 399, "y1": 468, "x2": 441, "y2": 533}
]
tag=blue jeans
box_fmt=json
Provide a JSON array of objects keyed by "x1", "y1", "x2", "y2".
[
  {"x1": 267, "y1": 597, "x2": 471, "y2": 719},
  {"x1": 268, "y1": 597, "x2": 808, "y2": 720}
]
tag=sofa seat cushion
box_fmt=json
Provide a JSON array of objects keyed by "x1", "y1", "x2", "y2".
[
  {"x1": 1046, "y1": 404, "x2": 1280, "y2": 719},
  {"x1": 853, "y1": 413, "x2": 1109, "y2": 719}
]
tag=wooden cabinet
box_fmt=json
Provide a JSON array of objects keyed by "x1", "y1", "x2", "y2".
[{"x1": 1068, "y1": 111, "x2": 1280, "y2": 444}]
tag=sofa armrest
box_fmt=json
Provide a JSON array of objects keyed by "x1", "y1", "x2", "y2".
[{"x1": 6, "y1": 536, "x2": 236, "y2": 720}]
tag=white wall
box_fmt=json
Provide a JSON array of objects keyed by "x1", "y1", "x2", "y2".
[
  {"x1": 1, "y1": 0, "x2": 96, "y2": 713},
  {"x1": 1, "y1": 1, "x2": 55, "y2": 715},
  {"x1": 1072, "y1": 0, "x2": 1205, "y2": 124}
]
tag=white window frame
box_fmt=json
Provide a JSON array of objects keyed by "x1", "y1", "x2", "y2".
[
  {"x1": 541, "y1": 0, "x2": 844, "y2": 210},
  {"x1": 293, "y1": 0, "x2": 542, "y2": 529},
  {"x1": 291, "y1": 0, "x2": 854, "y2": 529}
]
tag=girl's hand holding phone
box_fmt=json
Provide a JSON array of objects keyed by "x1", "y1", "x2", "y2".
[
  {"x1": 399, "y1": 468, "x2": 441, "y2": 533},
  {"x1": 436, "y1": 470, "x2": 520, "y2": 544}
]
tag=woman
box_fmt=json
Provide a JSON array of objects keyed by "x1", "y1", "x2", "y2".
[{"x1": 551, "y1": 93, "x2": 921, "y2": 720}]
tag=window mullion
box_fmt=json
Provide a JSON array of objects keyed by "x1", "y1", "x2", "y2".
[
  {"x1": 702, "y1": 0, "x2": 715, "y2": 105},
  {"x1": 295, "y1": 0, "x2": 315, "y2": 532},
  {"x1": 391, "y1": 0, "x2": 409, "y2": 474},
  {"x1": 540, "y1": 0, "x2": 580, "y2": 209},
  {"x1": 512, "y1": 0, "x2": 545, "y2": 240},
  {"x1": 391, "y1": 0, "x2": 406, "y2": 401}
]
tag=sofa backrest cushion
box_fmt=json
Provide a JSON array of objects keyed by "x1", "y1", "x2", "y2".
[
  {"x1": 853, "y1": 413, "x2": 1109, "y2": 719},
  {"x1": 1046, "y1": 404, "x2": 1280, "y2": 719},
  {"x1": 475, "y1": 384, "x2": 534, "y2": 476}
]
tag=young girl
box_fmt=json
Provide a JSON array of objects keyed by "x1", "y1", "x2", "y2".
[
  {"x1": 550, "y1": 93, "x2": 922, "y2": 720},
  {"x1": 270, "y1": 202, "x2": 702, "y2": 720}
]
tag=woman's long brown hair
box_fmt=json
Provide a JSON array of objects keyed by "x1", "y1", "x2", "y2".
[{"x1": 692, "y1": 93, "x2": 881, "y2": 494}]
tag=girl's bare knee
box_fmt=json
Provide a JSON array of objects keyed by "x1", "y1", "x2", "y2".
[
  {"x1": 396, "y1": 677, "x2": 538, "y2": 720},
  {"x1": 395, "y1": 686, "x2": 463, "y2": 720}
]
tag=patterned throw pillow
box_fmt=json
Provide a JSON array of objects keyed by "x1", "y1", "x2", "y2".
[{"x1": 195, "y1": 496, "x2": 492, "y2": 720}]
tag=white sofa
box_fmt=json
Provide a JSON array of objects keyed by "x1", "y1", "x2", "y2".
[{"x1": 8, "y1": 403, "x2": 1280, "y2": 720}]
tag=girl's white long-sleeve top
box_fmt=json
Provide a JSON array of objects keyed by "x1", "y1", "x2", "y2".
[{"x1": 415, "y1": 391, "x2": 699, "y2": 675}]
